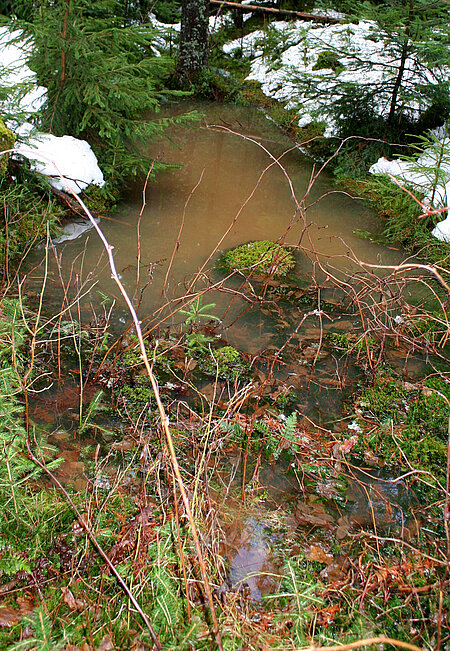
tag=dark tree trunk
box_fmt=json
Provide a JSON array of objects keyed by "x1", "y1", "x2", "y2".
[
  {"x1": 387, "y1": 0, "x2": 414, "y2": 125},
  {"x1": 177, "y1": 0, "x2": 209, "y2": 81},
  {"x1": 387, "y1": 37, "x2": 409, "y2": 124}
]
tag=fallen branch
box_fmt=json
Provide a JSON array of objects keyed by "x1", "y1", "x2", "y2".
[{"x1": 210, "y1": 0, "x2": 340, "y2": 23}]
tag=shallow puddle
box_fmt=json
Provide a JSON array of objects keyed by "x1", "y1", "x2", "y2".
[
  {"x1": 24, "y1": 101, "x2": 407, "y2": 354},
  {"x1": 23, "y1": 101, "x2": 426, "y2": 598},
  {"x1": 217, "y1": 453, "x2": 419, "y2": 601}
]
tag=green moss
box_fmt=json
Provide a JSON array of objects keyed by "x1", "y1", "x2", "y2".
[
  {"x1": 0, "y1": 116, "x2": 15, "y2": 178},
  {"x1": 313, "y1": 50, "x2": 344, "y2": 74},
  {"x1": 355, "y1": 371, "x2": 449, "y2": 478},
  {"x1": 222, "y1": 240, "x2": 296, "y2": 277},
  {"x1": 199, "y1": 345, "x2": 248, "y2": 381}
]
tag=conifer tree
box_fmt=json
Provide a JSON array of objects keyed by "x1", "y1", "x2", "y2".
[
  {"x1": 288, "y1": 0, "x2": 449, "y2": 139},
  {"x1": 25, "y1": 0, "x2": 194, "y2": 189},
  {"x1": 365, "y1": 0, "x2": 450, "y2": 128}
]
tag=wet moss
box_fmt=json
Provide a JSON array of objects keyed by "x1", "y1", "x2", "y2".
[
  {"x1": 355, "y1": 371, "x2": 449, "y2": 479},
  {"x1": 222, "y1": 240, "x2": 296, "y2": 277},
  {"x1": 198, "y1": 345, "x2": 248, "y2": 381},
  {"x1": 0, "y1": 116, "x2": 15, "y2": 178}
]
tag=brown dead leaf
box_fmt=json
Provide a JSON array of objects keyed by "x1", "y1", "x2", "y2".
[
  {"x1": 0, "y1": 596, "x2": 35, "y2": 627},
  {"x1": 308, "y1": 544, "x2": 333, "y2": 564},
  {"x1": 185, "y1": 358, "x2": 197, "y2": 371},
  {"x1": 111, "y1": 438, "x2": 136, "y2": 452},
  {"x1": 320, "y1": 560, "x2": 346, "y2": 582},
  {"x1": 293, "y1": 501, "x2": 334, "y2": 529},
  {"x1": 62, "y1": 587, "x2": 87, "y2": 611},
  {"x1": 16, "y1": 597, "x2": 34, "y2": 615},
  {"x1": 0, "y1": 606, "x2": 22, "y2": 627},
  {"x1": 336, "y1": 515, "x2": 352, "y2": 541},
  {"x1": 97, "y1": 635, "x2": 114, "y2": 651}
]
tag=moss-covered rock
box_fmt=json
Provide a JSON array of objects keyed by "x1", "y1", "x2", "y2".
[
  {"x1": 221, "y1": 240, "x2": 295, "y2": 277},
  {"x1": 199, "y1": 345, "x2": 248, "y2": 381},
  {"x1": 0, "y1": 117, "x2": 15, "y2": 178}
]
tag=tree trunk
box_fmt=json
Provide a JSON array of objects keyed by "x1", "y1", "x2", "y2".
[
  {"x1": 387, "y1": 36, "x2": 409, "y2": 124},
  {"x1": 177, "y1": 0, "x2": 209, "y2": 81},
  {"x1": 387, "y1": 0, "x2": 414, "y2": 125}
]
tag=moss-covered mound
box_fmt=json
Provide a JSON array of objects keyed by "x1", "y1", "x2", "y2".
[
  {"x1": 199, "y1": 345, "x2": 248, "y2": 381},
  {"x1": 222, "y1": 240, "x2": 295, "y2": 277},
  {"x1": 0, "y1": 116, "x2": 15, "y2": 178}
]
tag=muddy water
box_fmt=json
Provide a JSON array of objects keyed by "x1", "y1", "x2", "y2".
[
  {"x1": 216, "y1": 453, "x2": 419, "y2": 600},
  {"x1": 26, "y1": 101, "x2": 417, "y2": 600},
  {"x1": 25, "y1": 101, "x2": 406, "y2": 353}
]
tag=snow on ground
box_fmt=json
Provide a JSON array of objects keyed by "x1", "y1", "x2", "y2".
[
  {"x1": 369, "y1": 128, "x2": 450, "y2": 241},
  {"x1": 223, "y1": 18, "x2": 450, "y2": 239},
  {"x1": 1, "y1": 25, "x2": 104, "y2": 197},
  {"x1": 148, "y1": 11, "x2": 231, "y2": 42},
  {"x1": 0, "y1": 26, "x2": 46, "y2": 119},
  {"x1": 224, "y1": 19, "x2": 449, "y2": 137},
  {"x1": 16, "y1": 134, "x2": 105, "y2": 195}
]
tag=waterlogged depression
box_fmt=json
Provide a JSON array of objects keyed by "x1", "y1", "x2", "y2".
[
  {"x1": 25, "y1": 101, "x2": 406, "y2": 352},
  {"x1": 24, "y1": 102, "x2": 427, "y2": 601}
]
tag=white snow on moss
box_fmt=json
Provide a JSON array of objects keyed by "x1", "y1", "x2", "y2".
[
  {"x1": 16, "y1": 134, "x2": 104, "y2": 195},
  {"x1": 369, "y1": 128, "x2": 450, "y2": 241},
  {"x1": 224, "y1": 19, "x2": 449, "y2": 137}
]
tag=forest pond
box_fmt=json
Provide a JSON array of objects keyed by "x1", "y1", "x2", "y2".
[
  {"x1": 26, "y1": 101, "x2": 421, "y2": 600},
  {"x1": 25, "y1": 101, "x2": 408, "y2": 344}
]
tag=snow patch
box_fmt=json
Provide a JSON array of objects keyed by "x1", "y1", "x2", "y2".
[
  {"x1": 0, "y1": 26, "x2": 47, "y2": 119},
  {"x1": 224, "y1": 19, "x2": 450, "y2": 136},
  {"x1": 53, "y1": 218, "x2": 99, "y2": 244},
  {"x1": 369, "y1": 131, "x2": 450, "y2": 242},
  {"x1": 16, "y1": 134, "x2": 104, "y2": 195}
]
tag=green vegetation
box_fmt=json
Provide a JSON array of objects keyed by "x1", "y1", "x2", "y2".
[
  {"x1": 179, "y1": 296, "x2": 220, "y2": 324},
  {"x1": 27, "y1": 0, "x2": 196, "y2": 191},
  {"x1": 0, "y1": 116, "x2": 14, "y2": 177},
  {"x1": 0, "y1": 171, "x2": 62, "y2": 266},
  {"x1": 0, "y1": 3, "x2": 449, "y2": 649},
  {"x1": 222, "y1": 240, "x2": 296, "y2": 277},
  {"x1": 198, "y1": 344, "x2": 248, "y2": 381},
  {"x1": 312, "y1": 50, "x2": 344, "y2": 73},
  {"x1": 353, "y1": 370, "x2": 450, "y2": 481}
]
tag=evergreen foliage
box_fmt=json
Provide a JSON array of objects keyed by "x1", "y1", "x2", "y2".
[
  {"x1": 289, "y1": 0, "x2": 449, "y2": 143},
  {"x1": 0, "y1": 300, "x2": 61, "y2": 526},
  {"x1": 0, "y1": 168, "x2": 62, "y2": 267},
  {"x1": 25, "y1": 0, "x2": 196, "y2": 188}
]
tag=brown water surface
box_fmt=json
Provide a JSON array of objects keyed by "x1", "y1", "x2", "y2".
[{"x1": 25, "y1": 101, "x2": 406, "y2": 353}]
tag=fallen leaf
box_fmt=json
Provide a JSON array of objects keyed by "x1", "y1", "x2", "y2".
[
  {"x1": 308, "y1": 544, "x2": 333, "y2": 564},
  {"x1": 16, "y1": 597, "x2": 34, "y2": 616},
  {"x1": 0, "y1": 606, "x2": 22, "y2": 627},
  {"x1": 0, "y1": 596, "x2": 35, "y2": 627},
  {"x1": 185, "y1": 358, "x2": 197, "y2": 371},
  {"x1": 97, "y1": 635, "x2": 114, "y2": 651},
  {"x1": 294, "y1": 501, "x2": 334, "y2": 529},
  {"x1": 62, "y1": 587, "x2": 87, "y2": 611}
]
